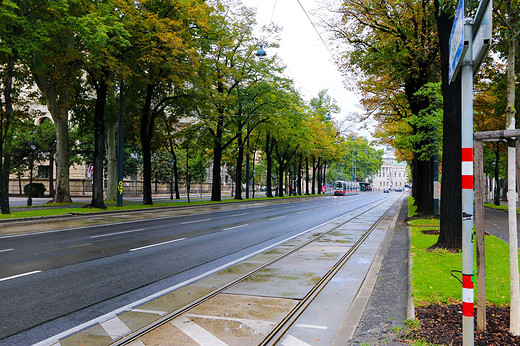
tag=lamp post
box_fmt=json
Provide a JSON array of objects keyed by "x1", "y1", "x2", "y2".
[
  {"x1": 27, "y1": 138, "x2": 36, "y2": 206},
  {"x1": 117, "y1": 79, "x2": 124, "y2": 207}
]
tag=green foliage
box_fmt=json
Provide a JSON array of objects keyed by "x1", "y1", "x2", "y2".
[
  {"x1": 406, "y1": 83, "x2": 443, "y2": 161},
  {"x1": 24, "y1": 183, "x2": 46, "y2": 197}
]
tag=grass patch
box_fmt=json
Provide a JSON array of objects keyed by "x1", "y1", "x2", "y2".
[
  {"x1": 484, "y1": 203, "x2": 520, "y2": 214},
  {"x1": 411, "y1": 226, "x2": 514, "y2": 306},
  {"x1": 408, "y1": 196, "x2": 417, "y2": 217},
  {"x1": 0, "y1": 194, "x2": 325, "y2": 220}
]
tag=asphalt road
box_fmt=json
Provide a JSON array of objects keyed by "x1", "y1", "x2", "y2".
[{"x1": 0, "y1": 192, "x2": 393, "y2": 344}]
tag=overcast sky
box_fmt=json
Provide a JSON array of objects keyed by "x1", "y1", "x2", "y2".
[{"x1": 241, "y1": 0, "x2": 362, "y2": 131}]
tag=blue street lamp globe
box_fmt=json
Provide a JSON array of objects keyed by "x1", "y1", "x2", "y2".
[{"x1": 256, "y1": 44, "x2": 267, "y2": 58}]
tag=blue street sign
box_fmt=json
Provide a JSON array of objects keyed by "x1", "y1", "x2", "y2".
[{"x1": 449, "y1": 0, "x2": 465, "y2": 84}]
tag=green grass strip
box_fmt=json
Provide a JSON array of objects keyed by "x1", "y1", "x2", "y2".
[
  {"x1": 411, "y1": 226, "x2": 514, "y2": 306},
  {"x1": 0, "y1": 194, "x2": 325, "y2": 220}
]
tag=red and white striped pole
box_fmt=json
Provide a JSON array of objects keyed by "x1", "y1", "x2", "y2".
[{"x1": 461, "y1": 17, "x2": 475, "y2": 345}]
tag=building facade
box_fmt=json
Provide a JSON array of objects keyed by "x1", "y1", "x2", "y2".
[{"x1": 372, "y1": 146, "x2": 409, "y2": 191}]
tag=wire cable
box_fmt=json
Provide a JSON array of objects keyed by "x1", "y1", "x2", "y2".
[
  {"x1": 270, "y1": 0, "x2": 277, "y2": 22},
  {"x1": 294, "y1": 0, "x2": 335, "y2": 60}
]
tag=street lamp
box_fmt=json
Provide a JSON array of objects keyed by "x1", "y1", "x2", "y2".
[
  {"x1": 256, "y1": 44, "x2": 267, "y2": 58},
  {"x1": 27, "y1": 138, "x2": 37, "y2": 206},
  {"x1": 117, "y1": 79, "x2": 124, "y2": 207}
]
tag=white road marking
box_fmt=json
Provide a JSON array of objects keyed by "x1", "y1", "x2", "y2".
[
  {"x1": 171, "y1": 316, "x2": 228, "y2": 346},
  {"x1": 0, "y1": 270, "x2": 41, "y2": 282},
  {"x1": 100, "y1": 317, "x2": 131, "y2": 340},
  {"x1": 281, "y1": 335, "x2": 312, "y2": 346},
  {"x1": 129, "y1": 238, "x2": 185, "y2": 252},
  {"x1": 231, "y1": 212, "x2": 250, "y2": 217},
  {"x1": 269, "y1": 215, "x2": 286, "y2": 220},
  {"x1": 33, "y1": 213, "x2": 350, "y2": 346},
  {"x1": 184, "y1": 314, "x2": 275, "y2": 334},
  {"x1": 132, "y1": 308, "x2": 167, "y2": 316},
  {"x1": 294, "y1": 323, "x2": 328, "y2": 329},
  {"x1": 180, "y1": 218, "x2": 211, "y2": 225},
  {"x1": 90, "y1": 229, "x2": 145, "y2": 238},
  {"x1": 222, "y1": 224, "x2": 248, "y2": 231},
  {"x1": 0, "y1": 248, "x2": 14, "y2": 253}
]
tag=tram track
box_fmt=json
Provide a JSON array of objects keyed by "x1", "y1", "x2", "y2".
[{"x1": 110, "y1": 195, "x2": 400, "y2": 346}]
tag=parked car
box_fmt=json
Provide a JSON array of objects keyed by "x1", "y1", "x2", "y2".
[{"x1": 383, "y1": 189, "x2": 389, "y2": 193}]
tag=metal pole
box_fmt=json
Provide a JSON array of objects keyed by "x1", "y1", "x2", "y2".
[
  {"x1": 461, "y1": 17, "x2": 475, "y2": 345},
  {"x1": 117, "y1": 80, "x2": 124, "y2": 207},
  {"x1": 246, "y1": 134, "x2": 250, "y2": 199},
  {"x1": 27, "y1": 150, "x2": 33, "y2": 206}
]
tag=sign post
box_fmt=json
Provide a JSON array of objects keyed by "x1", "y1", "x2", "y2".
[{"x1": 449, "y1": 0, "x2": 492, "y2": 344}]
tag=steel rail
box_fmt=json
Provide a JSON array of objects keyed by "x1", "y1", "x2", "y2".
[
  {"x1": 259, "y1": 204, "x2": 393, "y2": 345},
  {"x1": 111, "y1": 196, "x2": 396, "y2": 346}
]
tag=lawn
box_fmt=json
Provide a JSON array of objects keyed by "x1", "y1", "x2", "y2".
[
  {"x1": 0, "y1": 194, "x2": 324, "y2": 220},
  {"x1": 409, "y1": 197, "x2": 514, "y2": 306}
]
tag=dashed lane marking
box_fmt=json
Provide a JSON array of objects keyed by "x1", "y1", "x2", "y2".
[
  {"x1": 180, "y1": 218, "x2": 211, "y2": 225},
  {"x1": 0, "y1": 270, "x2": 41, "y2": 282},
  {"x1": 0, "y1": 248, "x2": 14, "y2": 253},
  {"x1": 222, "y1": 224, "x2": 249, "y2": 231},
  {"x1": 230, "y1": 212, "x2": 250, "y2": 217},
  {"x1": 129, "y1": 238, "x2": 185, "y2": 252},
  {"x1": 90, "y1": 229, "x2": 145, "y2": 238}
]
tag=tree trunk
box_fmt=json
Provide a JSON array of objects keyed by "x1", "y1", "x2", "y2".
[
  {"x1": 235, "y1": 129, "x2": 244, "y2": 200},
  {"x1": 140, "y1": 83, "x2": 155, "y2": 205},
  {"x1": 312, "y1": 156, "x2": 316, "y2": 194},
  {"x1": 277, "y1": 160, "x2": 284, "y2": 197},
  {"x1": 89, "y1": 76, "x2": 108, "y2": 209},
  {"x1": 433, "y1": 0, "x2": 462, "y2": 249},
  {"x1": 172, "y1": 149, "x2": 181, "y2": 199},
  {"x1": 1, "y1": 54, "x2": 15, "y2": 214},
  {"x1": 32, "y1": 72, "x2": 72, "y2": 203},
  {"x1": 105, "y1": 121, "x2": 117, "y2": 201},
  {"x1": 414, "y1": 157, "x2": 434, "y2": 216},
  {"x1": 265, "y1": 133, "x2": 274, "y2": 198},
  {"x1": 211, "y1": 114, "x2": 224, "y2": 201},
  {"x1": 297, "y1": 154, "x2": 302, "y2": 195},
  {"x1": 305, "y1": 157, "x2": 310, "y2": 195},
  {"x1": 495, "y1": 148, "x2": 501, "y2": 205}
]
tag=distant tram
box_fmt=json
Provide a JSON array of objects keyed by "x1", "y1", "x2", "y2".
[{"x1": 333, "y1": 180, "x2": 359, "y2": 196}]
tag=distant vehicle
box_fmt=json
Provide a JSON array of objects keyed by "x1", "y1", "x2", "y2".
[
  {"x1": 383, "y1": 189, "x2": 389, "y2": 193},
  {"x1": 333, "y1": 180, "x2": 358, "y2": 196},
  {"x1": 395, "y1": 188, "x2": 403, "y2": 192},
  {"x1": 359, "y1": 182, "x2": 372, "y2": 191}
]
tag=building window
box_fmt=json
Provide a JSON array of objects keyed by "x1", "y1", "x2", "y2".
[{"x1": 38, "y1": 165, "x2": 50, "y2": 179}]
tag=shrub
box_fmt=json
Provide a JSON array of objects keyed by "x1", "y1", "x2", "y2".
[{"x1": 24, "y1": 183, "x2": 46, "y2": 197}]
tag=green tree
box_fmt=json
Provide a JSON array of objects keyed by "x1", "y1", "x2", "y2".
[
  {"x1": 338, "y1": 0, "x2": 438, "y2": 215},
  {"x1": 120, "y1": 0, "x2": 211, "y2": 205}
]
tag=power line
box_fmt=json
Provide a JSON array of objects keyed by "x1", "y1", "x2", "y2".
[
  {"x1": 270, "y1": 0, "x2": 277, "y2": 22},
  {"x1": 294, "y1": 0, "x2": 335, "y2": 60}
]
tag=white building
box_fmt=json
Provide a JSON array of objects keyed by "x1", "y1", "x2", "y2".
[{"x1": 372, "y1": 146, "x2": 409, "y2": 191}]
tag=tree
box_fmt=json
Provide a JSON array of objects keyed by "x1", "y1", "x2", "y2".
[
  {"x1": 121, "y1": 0, "x2": 211, "y2": 205},
  {"x1": 337, "y1": 0, "x2": 438, "y2": 215}
]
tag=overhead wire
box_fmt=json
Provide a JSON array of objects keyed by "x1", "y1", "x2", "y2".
[
  {"x1": 294, "y1": 0, "x2": 335, "y2": 60},
  {"x1": 270, "y1": 0, "x2": 277, "y2": 22}
]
